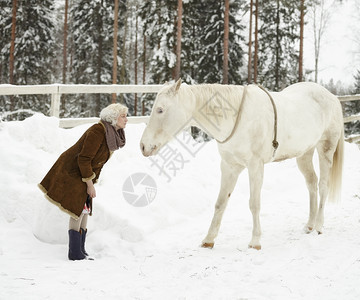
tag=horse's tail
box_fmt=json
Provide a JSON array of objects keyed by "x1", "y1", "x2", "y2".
[{"x1": 328, "y1": 127, "x2": 344, "y2": 203}]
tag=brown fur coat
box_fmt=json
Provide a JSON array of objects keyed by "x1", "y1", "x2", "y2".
[{"x1": 38, "y1": 122, "x2": 111, "y2": 219}]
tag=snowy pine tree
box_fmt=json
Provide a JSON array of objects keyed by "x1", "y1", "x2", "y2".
[
  {"x1": 0, "y1": 2, "x2": 11, "y2": 84},
  {"x1": 257, "y1": 0, "x2": 299, "y2": 91},
  {"x1": 180, "y1": 0, "x2": 201, "y2": 83},
  {"x1": 69, "y1": 0, "x2": 131, "y2": 117},
  {"x1": 354, "y1": 70, "x2": 360, "y2": 94},
  {"x1": 343, "y1": 70, "x2": 360, "y2": 136},
  {"x1": 138, "y1": 0, "x2": 177, "y2": 116},
  {"x1": 140, "y1": 0, "x2": 245, "y2": 85},
  {"x1": 183, "y1": 0, "x2": 245, "y2": 84},
  {"x1": 140, "y1": 0, "x2": 177, "y2": 84},
  {"x1": 0, "y1": 0, "x2": 56, "y2": 119}
]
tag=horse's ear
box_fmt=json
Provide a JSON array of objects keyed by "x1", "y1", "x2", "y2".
[{"x1": 174, "y1": 78, "x2": 182, "y2": 92}]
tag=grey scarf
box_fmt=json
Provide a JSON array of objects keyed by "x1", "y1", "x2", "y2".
[{"x1": 101, "y1": 121, "x2": 126, "y2": 151}]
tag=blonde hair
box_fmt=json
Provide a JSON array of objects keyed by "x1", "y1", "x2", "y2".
[{"x1": 100, "y1": 103, "x2": 128, "y2": 126}]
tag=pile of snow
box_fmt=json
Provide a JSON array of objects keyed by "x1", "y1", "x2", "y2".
[{"x1": 0, "y1": 114, "x2": 359, "y2": 299}]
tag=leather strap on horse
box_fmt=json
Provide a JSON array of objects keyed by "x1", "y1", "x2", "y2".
[
  {"x1": 217, "y1": 84, "x2": 279, "y2": 160},
  {"x1": 257, "y1": 84, "x2": 279, "y2": 158},
  {"x1": 217, "y1": 86, "x2": 247, "y2": 144}
]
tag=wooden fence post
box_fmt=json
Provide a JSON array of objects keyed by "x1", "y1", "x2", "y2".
[{"x1": 50, "y1": 85, "x2": 61, "y2": 117}]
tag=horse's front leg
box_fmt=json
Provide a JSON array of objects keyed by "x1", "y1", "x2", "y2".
[
  {"x1": 201, "y1": 160, "x2": 244, "y2": 249},
  {"x1": 248, "y1": 159, "x2": 264, "y2": 250}
]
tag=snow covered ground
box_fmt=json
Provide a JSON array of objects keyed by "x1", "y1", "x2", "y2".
[{"x1": 0, "y1": 114, "x2": 359, "y2": 300}]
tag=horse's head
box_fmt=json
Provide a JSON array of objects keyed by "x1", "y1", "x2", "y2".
[{"x1": 140, "y1": 79, "x2": 194, "y2": 157}]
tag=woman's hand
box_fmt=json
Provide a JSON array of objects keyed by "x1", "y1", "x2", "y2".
[{"x1": 86, "y1": 180, "x2": 96, "y2": 198}]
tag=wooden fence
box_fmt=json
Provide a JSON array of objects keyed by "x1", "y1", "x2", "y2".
[
  {"x1": 0, "y1": 84, "x2": 359, "y2": 141},
  {"x1": 0, "y1": 84, "x2": 162, "y2": 126}
]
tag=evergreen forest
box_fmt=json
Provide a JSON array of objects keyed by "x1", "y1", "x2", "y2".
[{"x1": 0, "y1": 0, "x2": 359, "y2": 136}]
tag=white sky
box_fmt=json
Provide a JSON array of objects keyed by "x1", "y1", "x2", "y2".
[{"x1": 303, "y1": 0, "x2": 360, "y2": 86}]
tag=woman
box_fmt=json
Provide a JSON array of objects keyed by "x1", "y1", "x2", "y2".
[{"x1": 38, "y1": 103, "x2": 128, "y2": 260}]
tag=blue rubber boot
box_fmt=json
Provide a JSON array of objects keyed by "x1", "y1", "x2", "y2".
[
  {"x1": 80, "y1": 228, "x2": 89, "y2": 256},
  {"x1": 68, "y1": 230, "x2": 86, "y2": 261}
]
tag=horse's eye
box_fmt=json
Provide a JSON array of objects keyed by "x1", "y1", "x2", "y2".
[{"x1": 156, "y1": 107, "x2": 163, "y2": 114}]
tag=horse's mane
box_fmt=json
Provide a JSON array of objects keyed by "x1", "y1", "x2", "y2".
[
  {"x1": 186, "y1": 84, "x2": 244, "y2": 107},
  {"x1": 179, "y1": 84, "x2": 246, "y2": 140}
]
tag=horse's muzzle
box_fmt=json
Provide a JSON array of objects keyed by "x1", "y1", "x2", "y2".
[{"x1": 140, "y1": 142, "x2": 158, "y2": 157}]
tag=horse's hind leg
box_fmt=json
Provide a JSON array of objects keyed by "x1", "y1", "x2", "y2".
[
  {"x1": 315, "y1": 139, "x2": 337, "y2": 233},
  {"x1": 201, "y1": 160, "x2": 244, "y2": 249},
  {"x1": 296, "y1": 148, "x2": 318, "y2": 233}
]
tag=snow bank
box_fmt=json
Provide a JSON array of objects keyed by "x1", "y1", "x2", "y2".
[{"x1": 0, "y1": 114, "x2": 221, "y2": 245}]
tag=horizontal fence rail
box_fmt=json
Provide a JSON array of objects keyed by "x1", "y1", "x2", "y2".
[
  {"x1": 338, "y1": 94, "x2": 360, "y2": 102},
  {"x1": 338, "y1": 95, "x2": 360, "y2": 124},
  {"x1": 0, "y1": 84, "x2": 162, "y2": 119},
  {"x1": 58, "y1": 116, "x2": 150, "y2": 128},
  {"x1": 1, "y1": 84, "x2": 360, "y2": 136},
  {"x1": 0, "y1": 84, "x2": 163, "y2": 95}
]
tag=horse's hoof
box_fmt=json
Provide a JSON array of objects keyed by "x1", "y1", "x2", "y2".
[
  {"x1": 304, "y1": 226, "x2": 313, "y2": 234},
  {"x1": 248, "y1": 244, "x2": 261, "y2": 250},
  {"x1": 201, "y1": 242, "x2": 214, "y2": 249}
]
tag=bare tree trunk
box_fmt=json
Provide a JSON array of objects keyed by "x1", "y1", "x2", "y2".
[
  {"x1": 175, "y1": 0, "x2": 182, "y2": 80},
  {"x1": 120, "y1": 4, "x2": 128, "y2": 104},
  {"x1": 96, "y1": 0, "x2": 103, "y2": 114},
  {"x1": 134, "y1": 3, "x2": 138, "y2": 116},
  {"x1": 275, "y1": 0, "x2": 280, "y2": 90},
  {"x1": 315, "y1": 57, "x2": 319, "y2": 82},
  {"x1": 61, "y1": 0, "x2": 69, "y2": 116},
  {"x1": 222, "y1": 0, "x2": 229, "y2": 84},
  {"x1": 9, "y1": 0, "x2": 17, "y2": 112},
  {"x1": 69, "y1": 0, "x2": 74, "y2": 76},
  {"x1": 313, "y1": 9, "x2": 320, "y2": 83},
  {"x1": 247, "y1": 0, "x2": 253, "y2": 84},
  {"x1": 312, "y1": 0, "x2": 331, "y2": 83},
  {"x1": 299, "y1": 0, "x2": 305, "y2": 82},
  {"x1": 112, "y1": 0, "x2": 119, "y2": 103},
  {"x1": 143, "y1": 34, "x2": 146, "y2": 85},
  {"x1": 254, "y1": 0, "x2": 259, "y2": 83},
  {"x1": 9, "y1": 0, "x2": 17, "y2": 85},
  {"x1": 142, "y1": 34, "x2": 146, "y2": 116},
  {"x1": 63, "y1": 0, "x2": 68, "y2": 84}
]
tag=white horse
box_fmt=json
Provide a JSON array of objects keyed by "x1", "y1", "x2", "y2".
[{"x1": 140, "y1": 79, "x2": 344, "y2": 250}]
